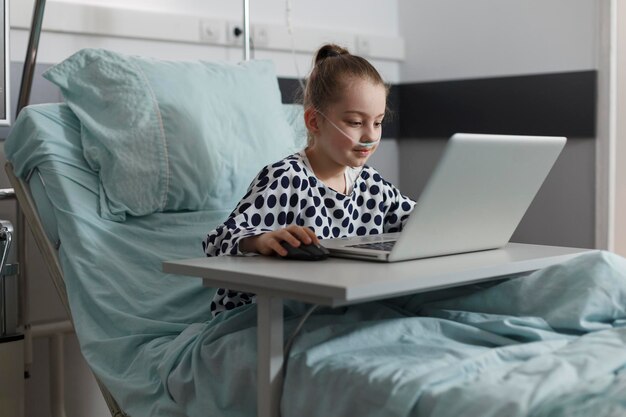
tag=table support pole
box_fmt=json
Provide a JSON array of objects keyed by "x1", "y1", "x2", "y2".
[{"x1": 257, "y1": 294, "x2": 283, "y2": 417}]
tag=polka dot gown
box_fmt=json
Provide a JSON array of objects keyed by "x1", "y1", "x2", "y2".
[{"x1": 203, "y1": 152, "x2": 416, "y2": 317}]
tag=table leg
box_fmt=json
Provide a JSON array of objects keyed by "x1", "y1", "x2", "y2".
[{"x1": 257, "y1": 294, "x2": 283, "y2": 417}]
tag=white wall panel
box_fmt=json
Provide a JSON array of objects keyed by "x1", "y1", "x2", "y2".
[
  {"x1": 398, "y1": 0, "x2": 597, "y2": 82},
  {"x1": 52, "y1": 0, "x2": 400, "y2": 37},
  {"x1": 11, "y1": 0, "x2": 404, "y2": 73}
]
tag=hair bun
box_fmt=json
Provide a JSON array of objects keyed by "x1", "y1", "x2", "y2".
[{"x1": 315, "y1": 44, "x2": 349, "y2": 65}]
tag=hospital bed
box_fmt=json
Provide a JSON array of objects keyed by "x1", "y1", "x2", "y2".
[
  {"x1": 7, "y1": 3, "x2": 626, "y2": 417},
  {"x1": 7, "y1": 53, "x2": 626, "y2": 417}
]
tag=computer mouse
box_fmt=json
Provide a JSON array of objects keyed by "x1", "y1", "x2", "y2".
[{"x1": 280, "y1": 241, "x2": 330, "y2": 261}]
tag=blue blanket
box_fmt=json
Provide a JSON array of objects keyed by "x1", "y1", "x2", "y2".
[{"x1": 7, "y1": 104, "x2": 626, "y2": 417}]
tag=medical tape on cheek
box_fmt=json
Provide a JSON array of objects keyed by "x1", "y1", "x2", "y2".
[{"x1": 316, "y1": 110, "x2": 381, "y2": 148}]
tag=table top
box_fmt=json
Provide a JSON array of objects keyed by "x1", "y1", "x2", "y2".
[{"x1": 163, "y1": 243, "x2": 594, "y2": 306}]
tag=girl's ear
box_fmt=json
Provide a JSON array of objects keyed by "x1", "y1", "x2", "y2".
[{"x1": 304, "y1": 107, "x2": 321, "y2": 135}]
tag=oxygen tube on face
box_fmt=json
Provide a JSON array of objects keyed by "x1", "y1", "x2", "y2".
[{"x1": 315, "y1": 109, "x2": 382, "y2": 149}]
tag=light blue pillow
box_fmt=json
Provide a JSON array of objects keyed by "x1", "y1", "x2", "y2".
[
  {"x1": 283, "y1": 104, "x2": 307, "y2": 149},
  {"x1": 43, "y1": 48, "x2": 300, "y2": 221}
]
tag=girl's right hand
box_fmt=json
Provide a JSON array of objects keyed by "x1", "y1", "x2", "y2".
[{"x1": 240, "y1": 225, "x2": 320, "y2": 256}]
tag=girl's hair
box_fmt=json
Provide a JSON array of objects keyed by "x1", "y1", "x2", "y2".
[
  {"x1": 301, "y1": 44, "x2": 389, "y2": 145},
  {"x1": 303, "y1": 43, "x2": 388, "y2": 112}
]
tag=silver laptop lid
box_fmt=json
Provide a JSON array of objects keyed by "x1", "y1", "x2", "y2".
[{"x1": 387, "y1": 133, "x2": 566, "y2": 261}]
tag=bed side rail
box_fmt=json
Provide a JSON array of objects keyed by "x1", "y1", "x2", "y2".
[
  {"x1": 5, "y1": 163, "x2": 70, "y2": 319},
  {"x1": 5, "y1": 162, "x2": 129, "y2": 417}
]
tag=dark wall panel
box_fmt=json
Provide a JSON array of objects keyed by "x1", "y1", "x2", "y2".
[{"x1": 398, "y1": 71, "x2": 597, "y2": 139}]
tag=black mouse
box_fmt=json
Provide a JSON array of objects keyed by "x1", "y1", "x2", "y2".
[{"x1": 280, "y1": 241, "x2": 330, "y2": 261}]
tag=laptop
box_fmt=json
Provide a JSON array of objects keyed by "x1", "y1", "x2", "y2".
[{"x1": 321, "y1": 133, "x2": 566, "y2": 262}]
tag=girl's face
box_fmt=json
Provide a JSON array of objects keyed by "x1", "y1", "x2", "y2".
[{"x1": 309, "y1": 78, "x2": 387, "y2": 169}]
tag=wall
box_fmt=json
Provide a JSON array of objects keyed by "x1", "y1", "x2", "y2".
[
  {"x1": 397, "y1": 0, "x2": 598, "y2": 248},
  {"x1": 3, "y1": 1, "x2": 609, "y2": 415},
  {"x1": 615, "y1": 0, "x2": 626, "y2": 256},
  {"x1": 1, "y1": 1, "x2": 403, "y2": 416},
  {"x1": 8, "y1": 0, "x2": 403, "y2": 183},
  {"x1": 398, "y1": 0, "x2": 595, "y2": 83}
]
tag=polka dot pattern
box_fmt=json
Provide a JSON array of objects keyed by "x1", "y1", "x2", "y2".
[{"x1": 203, "y1": 152, "x2": 415, "y2": 317}]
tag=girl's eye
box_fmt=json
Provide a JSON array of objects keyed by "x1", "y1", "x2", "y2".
[
  {"x1": 374, "y1": 121, "x2": 383, "y2": 128},
  {"x1": 347, "y1": 121, "x2": 362, "y2": 127}
]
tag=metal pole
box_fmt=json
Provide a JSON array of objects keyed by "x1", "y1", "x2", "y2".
[
  {"x1": 243, "y1": 0, "x2": 250, "y2": 61},
  {"x1": 0, "y1": 222, "x2": 12, "y2": 336},
  {"x1": 49, "y1": 333, "x2": 67, "y2": 417},
  {"x1": 17, "y1": 0, "x2": 46, "y2": 116}
]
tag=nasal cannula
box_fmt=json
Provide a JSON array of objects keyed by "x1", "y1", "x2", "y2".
[{"x1": 316, "y1": 109, "x2": 381, "y2": 149}]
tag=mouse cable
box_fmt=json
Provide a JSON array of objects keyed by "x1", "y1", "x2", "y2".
[
  {"x1": 282, "y1": 303, "x2": 319, "y2": 376},
  {"x1": 283, "y1": 303, "x2": 319, "y2": 360},
  {"x1": 279, "y1": 303, "x2": 319, "y2": 417}
]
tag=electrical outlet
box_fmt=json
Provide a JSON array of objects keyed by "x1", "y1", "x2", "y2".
[
  {"x1": 356, "y1": 36, "x2": 371, "y2": 56},
  {"x1": 227, "y1": 21, "x2": 245, "y2": 45},
  {"x1": 199, "y1": 19, "x2": 223, "y2": 44},
  {"x1": 252, "y1": 24, "x2": 269, "y2": 48}
]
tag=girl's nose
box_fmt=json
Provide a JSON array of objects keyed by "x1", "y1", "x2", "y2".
[{"x1": 361, "y1": 124, "x2": 379, "y2": 143}]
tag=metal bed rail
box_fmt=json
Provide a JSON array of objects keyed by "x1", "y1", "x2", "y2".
[{"x1": 6, "y1": 162, "x2": 129, "y2": 417}]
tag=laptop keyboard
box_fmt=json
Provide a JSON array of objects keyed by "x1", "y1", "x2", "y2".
[{"x1": 347, "y1": 240, "x2": 397, "y2": 251}]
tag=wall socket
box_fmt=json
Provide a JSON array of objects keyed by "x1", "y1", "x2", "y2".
[
  {"x1": 355, "y1": 36, "x2": 371, "y2": 56},
  {"x1": 252, "y1": 24, "x2": 270, "y2": 48},
  {"x1": 199, "y1": 19, "x2": 224, "y2": 44}
]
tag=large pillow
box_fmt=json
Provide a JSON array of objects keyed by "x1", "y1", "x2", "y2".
[
  {"x1": 43, "y1": 48, "x2": 300, "y2": 221},
  {"x1": 283, "y1": 103, "x2": 307, "y2": 148}
]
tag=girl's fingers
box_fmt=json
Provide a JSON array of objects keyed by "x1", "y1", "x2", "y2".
[
  {"x1": 266, "y1": 230, "x2": 300, "y2": 256},
  {"x1": 278, "y1": 230, "x2": 303, "y2": 247},
  {"x1": 304, "y1": 227, "x2": 320, "y2": 245},
  {"x1": 268, "y1": 238, "x2": 288, "y2": 256},
  {"x1": 285, "y1": 226, "x2": 313, "y2": 245},
  {"x1": 297, "y1": 226, "x2": 320, "y2": 246}
]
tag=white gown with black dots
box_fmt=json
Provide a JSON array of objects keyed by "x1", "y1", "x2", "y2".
[{"x1": 203, "y1": 151, "x2": 416, "y2": 317}]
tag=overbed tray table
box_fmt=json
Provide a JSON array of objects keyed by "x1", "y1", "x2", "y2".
[{"x1": 163, "y1": 242, "x2": 594, "y2": 417}]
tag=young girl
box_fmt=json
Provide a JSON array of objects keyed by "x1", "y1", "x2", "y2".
[{"x1": 203, "y1": 43, "x2": 415, "y2": 317}]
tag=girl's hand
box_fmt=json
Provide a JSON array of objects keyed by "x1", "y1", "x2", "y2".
[{"x1": 240, "y1": 225, "x2": 320, "y2": 256}]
